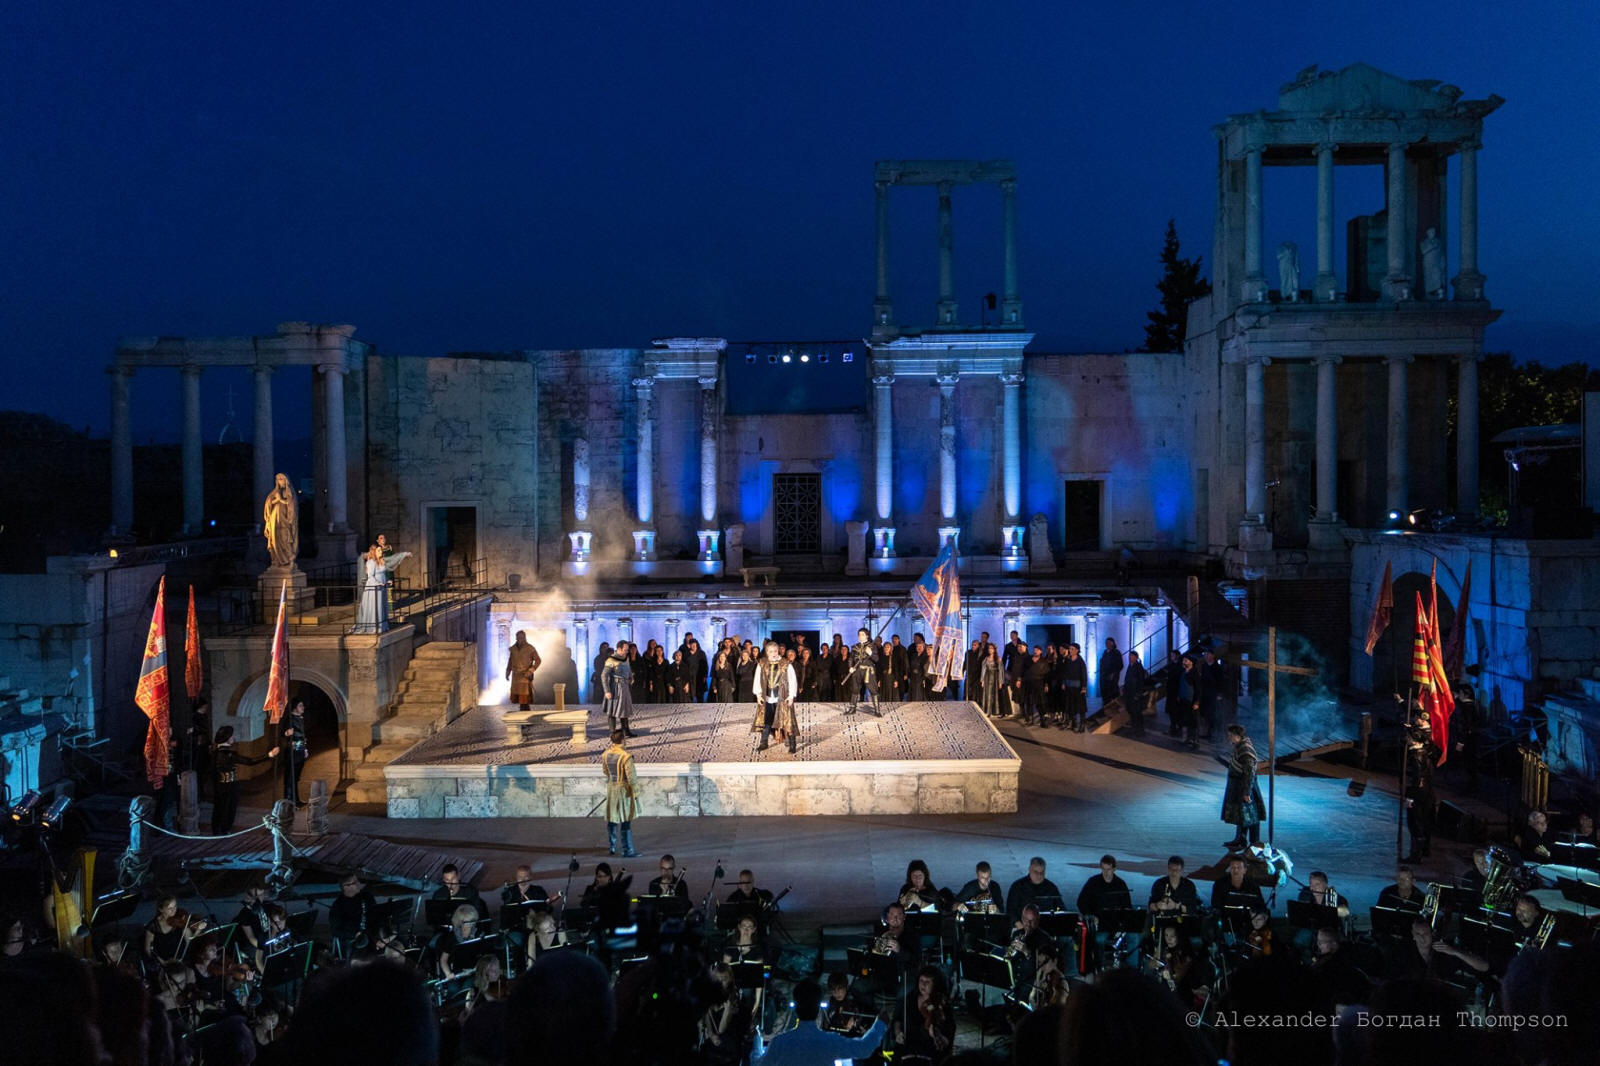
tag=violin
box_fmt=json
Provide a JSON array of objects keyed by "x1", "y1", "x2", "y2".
[{"x1": 1247, "y1": 926, "x2": 1274, "y2": 956}]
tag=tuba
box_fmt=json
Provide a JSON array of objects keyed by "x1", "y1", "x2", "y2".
[{"x1": 1481, "y1": 845, "x2": 1522, "y2": 913}]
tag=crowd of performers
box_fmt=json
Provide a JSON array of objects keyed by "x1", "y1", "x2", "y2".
[{"x1": 4, "y1": 814, "x2": 1598, "y2": 1066}]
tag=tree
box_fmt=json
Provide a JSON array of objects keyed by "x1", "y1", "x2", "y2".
[{"x1": 1141, "y1": 220, "x2": 1211, "y2": 352}]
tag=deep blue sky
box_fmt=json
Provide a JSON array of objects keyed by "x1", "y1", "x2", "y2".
[{"x1": 4, "y1": 1, "x2": 1595, "y2": 442}]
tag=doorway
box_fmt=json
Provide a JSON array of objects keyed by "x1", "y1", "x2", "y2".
[
  {"x1": 424, "y1": 505, "x2": 479, "y2": 585},
  {"x1": 292, "y1": 680, "x2": 346, "y2": 788},
  {"x1": 1063, "y1": 480, "x2": 1103, "y2": 551}
]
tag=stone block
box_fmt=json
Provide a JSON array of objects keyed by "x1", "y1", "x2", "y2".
[
  {"x1": 497, "y1": 785, "x2": 548, "y2": 817},
  {"x1": 549, "y1": 793, "x2": 601, "y2": 817},
  {"x1": 785, "y1": 788, "x2": 852, "y2": 816},
  {"x1": 563, "y1": 777, "x2": 607, "y2": 797},
  {"x1": 388, "y1": 797, "x2": 421, "y2": 818},
  {"x1": 917, "y1": 788, "x2": 966, "y2": 814},
  {"x1": 456, "y1": 777, "x2": 490, "y2": 797},
  {"x1": 988, "y1": 789, "x2": 1019, "y2": 812},
  {"x1": 387, "y1": 781, "x2": 417, "y2": 799},
  {"x1": 444, "y1": 794, "x2": 500, "y2": 818},
  {"x1": 871, "y1": 773, "x2": 917, "y2": 796}
]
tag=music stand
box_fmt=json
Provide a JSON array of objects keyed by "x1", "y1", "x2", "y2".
[
  {"x1": 638, "y1": 894, "x2": 692, "y2": 919},
  {"x1": 500, "y1": 900, "x2": 546, "y2": 933},
  {"x1": 1369, "y1": 906, "x2": 1421, "y2": 940},
  {"x1": 957, "y1": 949, "x2": 1014, "y2": 991},
  {"x1": 1457, "y1": 915, "x2": 1517, "y2": 959},
  {"x1": 447, "y1": 934, "x2": 496, "y2": 971},
  {"x1": 846, "y1": 947, "x2": 903, "y2": 984},
  {"x1": 1287, "y1": 900, "x2": 1339, "y2": 931},
  {"x1": 1556, "y1": 876, "x2": 1600, "y2": 914},
  {"x1": 731, "y1": 959, "x2": 770, "y2": 990},
  {"x1": 958, "y1": 911, "x2": 1010, "y2": 946},
  {"x1": 89, "y1": 890, "x2": 140, "y2": 930},
  {"x1": 716, "y1": 900, "x2": 760, "y2": 931},
  {"x1": 1151, "y1": 913, "x2": 1203, "y2": 943},
  {"x1": 1035, "y1": 910, "x2": 1079, "y2": 939},
  {"x1": 285, "y1": 909, "x2": 318, "y2": 942},
  {"x1": 263, "y1": 941, "x2": 314, "y2": 986},
  {"x1": 425, "y1": 899, "x2": 464, "y2": 929},
  {"x1": 1099, "y1": 908, "x2": 1148, "y2": 935}
]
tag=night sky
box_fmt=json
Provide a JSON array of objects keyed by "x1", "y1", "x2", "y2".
[{"x1": 4, "y1": 1, "x2": 1595, "y2": 444}]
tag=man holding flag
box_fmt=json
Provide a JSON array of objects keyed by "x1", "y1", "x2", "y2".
[
  {"x1": 911, "y1": 540, "x2": 965, "y2": 695},
  {"x1": 1403, "y1": 564, "x2": 1455, "y2": 861}
]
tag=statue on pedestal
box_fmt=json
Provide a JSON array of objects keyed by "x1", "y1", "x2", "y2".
[
  {"x1": 1276, "y1": 241, "x2": 1300, "y2": 301},
  {"x1": 263, "y1": 473, "x2": 298, "y2": 569},
  {"x1": 1420, "y1": 227, "x2": 1446, "y2": 299}
]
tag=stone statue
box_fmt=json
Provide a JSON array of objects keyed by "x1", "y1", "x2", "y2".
[
  {"x1": 1276, "y1": 241, "x2": 1300, "y2": 301},
  {"x1": 263, "y1": 473, "x2": 298, "y2": 568},
  {"x1": 1421, "y1": 227, "x2": 1445, "y2": 299}
]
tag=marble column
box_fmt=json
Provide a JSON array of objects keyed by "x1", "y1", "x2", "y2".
[
  {"x1": 1386, "y1": 355, "x2": 1411, "y2": 517},
  {"x1": 252, "y1": 365, "x2": 275, "y2": 525},
  {"x1": 1457, "y1": 354, "x2": 1480, "y2": 515},
  {"x1": 873, "y1": 180, "x2": 894, "y2": 332},
  {"x1": 936, "y1": 182, "x2": 957, "y2": 326},
  {"x1": 938, "y1": 373, "x2": 958, "y2": 532},
  {"x1": 1239, "y1": 356, "x2": 1272, "y2": 551},
  {"x1": 1241, "y1": 147, "x2": 1268, "y2": 303},
  {"x1": 109, "y1": 366, "x2": 133, "y2": 536},
  {"x1": 1084, "y1": 612, "x2": 1100, "y2": 695},
  {"x1": 568, "y1": 436, "x2": 592, "y2": 562},
  {"x1": 1313, "y1": 142, "x2": 1339, "y2": 302},
  {"x1": 1001, "y1": 371, "x2": 1025, "y2": 561},
  {"x1": 1001, "y1": 178, "x2": 1022, "y2": 325},
  {"x1": 872, "y1": 373, "x2": 895, "y2": 557},
  {"x1": 319, "y1": 362, "x2": 349, "y2": 535},
  {"x1": 631, "y1": 376, "x2": 656, "y2": 560},
  {"x1": 697, "y1": 375, "x2": 720, "y2": 561},
  {"x1": 572, "y1": 619, "x2": 589, "y2": 701},
  {"x1": 181, "y1": 365, "x2": 204, "y2": 535},
  {"x1": 664, "y1": 618, "x2": 680, "y2": 653},
  {"x1": 1453, "y1": 137, "x2": 1485, "y2": 300},
  {"x1": 1384, "y1": 141, "x2": 1413, "y2": 301},
  {"x1": 1313, "y1": 356, "x2": 1341, "y2": 521}
]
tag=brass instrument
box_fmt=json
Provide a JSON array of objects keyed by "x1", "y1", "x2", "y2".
[
  {"x1": 1421, "y1": 884, "x2": 1443, "y2": 930},
  {"x1": 1533, "y1": 913, "x2": 1557, "y2": 950},
  {"x1": 1481, "y1": 845, "x2": 1522, "y2": 913}
]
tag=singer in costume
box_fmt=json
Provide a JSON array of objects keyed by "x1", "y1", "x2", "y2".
[
  {"x1": 844, "y1": 627, "x2": 880, "y2": 717},
  {"x1": 750, "y1": 640, "x2": 798, "y2": 753}
]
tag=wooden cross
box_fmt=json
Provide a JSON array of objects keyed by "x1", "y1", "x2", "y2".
[{"x1": 1235, "y1": 627, "x2": 1317, "y2": 848}]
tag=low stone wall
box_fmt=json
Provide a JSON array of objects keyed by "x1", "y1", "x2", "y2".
[{"x1": 386, "y1": 760, "x2": 1019, "y2": 818}]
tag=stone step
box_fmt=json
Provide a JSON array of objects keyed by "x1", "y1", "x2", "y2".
[
  {"x1": 415, "y1": 642, "x2": 467, "y2": 657},
  {"x1": 374, "y1": 716, "x2": 440, "y2": 743},
  {"x1": 344, "y1": 781, "x2": 388, "y2": 805}
]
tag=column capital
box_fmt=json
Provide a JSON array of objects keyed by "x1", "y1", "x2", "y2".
[
  {"x1": 875, "y1": 178, "x2": 891, "y2": 194},
  {"x1": 1385, "y1": 353, "x2": 1415, "y2": 366},
  {"x1": 253, "y1": 363, "x2": 274, "y2": 378},
  {"x1": 1456, "y1": 351, "x2": 1485, "y2": 365},
  {"x1": 1000, "y1": 371, "x2": 1024, "y2": 387},
  {"x1": 1243, "y1": 354, "x2": 1272, "y2": 368},
  {"x1": 1243, "y1": 143, "x2": 1263, "y2": 159},
  {"x1": 180, "y1": 363, "x2": 203, "y2": 378},
  {"x1": 937, "y1": 180, "x2": 953, "y2": 197},
  {"x1": 1314, "y1": 140, "x2": 1340, "y2": 156},
  {"x1": 696, "y1": 374, "x2": 718, "y2": 390},
  {"x1": 631, "y1": 375, "x2": 656, "y2": 390},
  {"x1": 1312, "y1": 354, "x2": 1343, "y2": 366},
  {"x1": 318, "y1": 361, "x2": 347, "y2": 377},
  {"x1": 935, "y1": 372, "x2": 959, "y2": 389},
  {"x1": 1386, "y1": 140, "x2": 1410, "y2": 155},
  {"x1": 999, "y1": 177, "x2": 1017, "y2": 195},
  {"x1": 1458, "y1": 135, "x2": 1482, "y2": 153},
  {"x1": 872, "y1": 373, "x2": 895, "y2": 388},
  {"x1": 107, "y1": 363, "x2": 134, "y2": 379}
]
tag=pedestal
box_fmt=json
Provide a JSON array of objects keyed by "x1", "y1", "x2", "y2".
[
  {"x1": 937, "y1": 526, "x2": 961, "y2": 551},
  {"x1": 567, "y1": 530, "x2": 593, "y2": 561},
  {"x1": 1307, "y1": 517, "x2": 1347, "y2": 553},
  {"x1": 697, "y1": 529, "x2": 722, "y2": 562},
  {"x1": 844, "y1": 520, "x2": 869, "y2": 576},
  {"x1": 872, "y1": 526, "x2": 897, "y2": 559},
  {"x1": 631, "y1": 530, "x2": 657, "y2": 561},
  {"x1": 1026, "y1": 515, "x2": 1055, "y2": 574},
  {"x1": 1001, "y1": 524, "x2": 1026, "y2": 571},
  {"x1": 724, "y1": 523, "x2": 745, "y2": 574},
  {"x1": 258, "y1": 565, "x2": 313, "y2": 618},
  {"x1": 1237, "y1": 520, "x2": 1274, "y2": 553}
]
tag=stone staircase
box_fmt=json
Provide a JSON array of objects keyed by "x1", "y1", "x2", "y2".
[{"x1": 346, "y1": 641, "x2": 476, "y2": 805}]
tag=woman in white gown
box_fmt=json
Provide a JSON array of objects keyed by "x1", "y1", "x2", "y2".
[{"x1": 355, "y1": 544, "x2": 389, "y2": 633}]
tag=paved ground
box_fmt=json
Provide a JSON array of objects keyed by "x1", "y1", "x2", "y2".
[
  {"x1": 392, "y1": 700, "x2": 1017, "y2": 768},
  {"x1": 234, "y1": 700, "x2": 1501, "y2": 939}
]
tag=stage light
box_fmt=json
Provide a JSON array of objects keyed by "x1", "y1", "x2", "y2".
[
  {"x1": 9, "y1": 790, "x2": 41, "y2": 823},
  {"x1": 1387, "y1": 510, "x2": 1402, "y2": 523},
  {"x1": 781, "y1": 354, "x2": 791, "y2": 363},
  {"x1": 108, "y1": 548, "x2": 118, "y2": 559},
  {"x1": 41, "y1": 795, "x2": 72, "y2": 830},
  {"x1": 819, "y1": 353, "x2": 830, "y2": 363},
  {"x1": 767, "y1": 355, "x2": 778, "y2": 364},
  {"x1": 842, "y1": 352, "x2": 853, "y2": 362},
  {"x1": 800, "y1": 354, "x2": 809, "y2": 363},
  {"x1": 745, "y1": 353, "x2": 756, "y2": 363}
]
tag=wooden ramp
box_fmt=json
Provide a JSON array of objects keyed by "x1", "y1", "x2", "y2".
[
  {"x1": 138, "y1": 826, "x2": 484, "y2": 891},
  {"x1": 1272, "y1": 730, "x2": 1359, "y2": 766}
]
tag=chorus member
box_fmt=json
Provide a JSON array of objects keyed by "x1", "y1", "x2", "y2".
[
  {"x1": 144, "y1": 896, "x2": 208, "y2": 962},
  {"x1": 906, "y1": 635, "x2": 928, "y2": 701},
  {"x1": 979, "y1": 644, "x2": 1004, "y2": 717},
  {"x1": 602, "y1": 730, "x2": 639, "y2": 858},
  {"x1": 1122, "y1": 649, "x2": 1148, "y2": 736},
  {"x1": 713, "y1": 647, "x2": 736, "y2": 703},
  {"x1": 505, "y1": 630, "x2": 541, "y2": 711},
  {"x1": 649, "y1": 854, "x2": 689, "y2": 899},
  {"x1": 278, "y1": 699, "x2": 309, "y2": 805},
  {"x1": 955, "y1": 862, "x2": 1004, "y2": 913},
  {"x1": 964, "y1": 639, "x2": 986, "y2": 707},
  {"x1": 1061, "y1": 643, "x2": 1088, "y2": 731},
  {"x1": 210, "y1": 727, "x2": 276, "y2": 834},
  {"x1": 680, "y1": 634, "x2": 709, "y2": 702},
  {"x1": 1021, "y1": 646, "x2": 1048, "y2": 726},
  {"x1": 735, "y1": 644, "x2": 758, "y2": 703},
  {"x1": 1148, "y1": 856, "x2": 1200, "y2": 916},
  {"x1": 1376, "y1": 865, "x2": 1425, "y2": 912},
  {"x1": 1221, "y1": 724, "x2": 1264, "y2": 849},
  {"x1": 668, "y1": 649, "x2": 692, "y2": 702},
  {"x1": 1007, "y1": 857, "x2": 1064, "y2": 921},
  {"x1": 750, "y1": 639, "x2": 798, "y2": 753},
  {"x1": 602, "y1": 641, "x2": 637, "y2": 738}
]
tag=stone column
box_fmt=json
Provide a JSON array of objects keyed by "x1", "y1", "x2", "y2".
[
  {"x1": 1001, "y1": 371, "x2": 1025, "y2": 562},
  {"x1": 572, "y1": 619, "x2": 589, "y2": 701},
  {"x1": 1241, "y1": 147, "x2": 1268, "y2": 303},
  {"x1": 1386, "y1": 355, "x2": 1411, "y2": 517},
  {"x1": 1457, "y1": 354, "x2": 1480, "y2": 515},
  {"x1": 1453, "y1": 137, "x2": 1485, "y2": 300},
  {"x1": 319, "y1": 362, "x2": 350, "y2": 535},
  {"x1": 181, "y1": 365, "x2": 204, "y2": 535},
  {"x1": 936, "y1": 182, "x2": 957, "y2": 326},
  {"x1": 664, "y1": 618, "x2": 680, "y2": 653},
  {"x1": 1313, "y1": 142, "x2": 1339, "y2": 302},
  {"x1": 872, "y1": 373, "x2": 895, "y2": 558},
  {"x1": 697, "y1": 375, "x2": 721, "y2": 562},
  {"x1": 252, "y1": 366, "x2": 275, "y2": 524},
  {"x1": 1239, "y1": 356, "x2": 1271, "y2": 550},
  {"x1": 1084, "y1": 612, "x2": 1100, "y2": 695},
  {"x1": 873, "y1": 179, "x2": 894, "y2": 332},
  {"x1": 568, "y1": 436, "x2": 592, "y2": 562},
  {"x1": 109, "y1": 366, "x2": 134, "y2": 536},
  {"x1": 1000, "y1": 178, "x2": 1022, "y2": 325},
  {"x1": 937, "y1": 374, "x2": 959, "y2": 548},
  {"x1": 1309, "y1": 355, "x2": 1345, "y2": 551},
  {"x1": 1384, "y1": 141, "x2": 1413, "y2": 301},
  {"x1": 631, "y1": 376, "x2": 656, "y2": 560}
]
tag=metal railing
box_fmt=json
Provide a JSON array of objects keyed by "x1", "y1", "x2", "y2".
[{"x1": 214, "y1": 556, "x2": 490, "y2": 635}]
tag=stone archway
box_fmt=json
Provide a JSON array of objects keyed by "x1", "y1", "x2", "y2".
[{"x1": 233, "y1": 667, "x2": 351, "y2": 790}]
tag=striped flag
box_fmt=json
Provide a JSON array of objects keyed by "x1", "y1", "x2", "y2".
[
  {"x1": 135, "y1": 576, "x2": 172, "y2": 789},
  {"x1": 1413, "y1": 584, "x2": 1456, "y2": 766},
  {"x1": 264, "y1": 582, "x2": 290, "y2": 724},
  {"x1": 911, "y1": 540, "x2": 965, "y2": 691},
  {"x1": 184, "y1": 585, "x2": 204, "y2": 702}
]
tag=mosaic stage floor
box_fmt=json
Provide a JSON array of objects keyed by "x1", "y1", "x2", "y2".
[{"x1": 384, "y1": 701, "x2": 1020, "y2": 818}]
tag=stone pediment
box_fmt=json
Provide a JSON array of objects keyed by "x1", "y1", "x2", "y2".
[{"x1": 1276, "y1": 63, "x2": 1497, "y2": 117}]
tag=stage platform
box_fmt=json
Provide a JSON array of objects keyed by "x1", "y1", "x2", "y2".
[{"x1": 383, "y1": 700, "x2": 1020, "y2": 818}]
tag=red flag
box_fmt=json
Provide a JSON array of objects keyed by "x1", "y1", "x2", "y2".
[
  {"x1": 135, "y1": 576, "x2": 172, "y2": 790},
  {"x1": 1411, "y1": 592, "x2": 1432, "y2": 691},
  {"x1": 264, "y1": 582, "x2": 290, "y2": 724},
  {"x1": 1363, "y1": 561, "x2": 1394, "y2": 656},
  {"x1": 1414, "y1": 584, "x2": 1456, "y2": 767},
  {"x1": 184, "y1": 585, "x2": 204, "y2": 702},
  {"x1": 1442, "y1": 560, "x2": 1472, "y2": 681}
]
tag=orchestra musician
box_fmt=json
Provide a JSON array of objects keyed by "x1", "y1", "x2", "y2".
[
  {"x1": 1403, "y1": 917, "x2": 1489, "y2": 983},
  {"x1": 1210, "y1": 856, "x2": 1267, "y2": 913},
  {"x1": 873, "y1": 901, "x2": 909, "y2": 957},
  {"x1": 1517, "y1": 809, "x2": 1554, "y2": 863},
  {"x1": 465, "y1": 954, "x2": 506, "y2": 1017},
  {"x1": 435, "y1": 904, "x2": 482, "y2": 979},
  {"x1": 895, "y1": 966, "x2": 955, "y2": 1066},
  {"x1": 648, "y1": 854, "x2": 690, "y2": 899},
  {"x1": 1509, "y1": 893, "x2": 1546, "y2": 948},
  {"x1": 525, "y1": 911, "x2": 568, "y2": 965},
  {"x1": 1293, "y1": 870, "x2": 1352, "y2": 951},
  {"x1": 898, "y1": 860, "x2": 941, "y2": 911},
  {"x1": 1242, "y1": 905, "x2": 1274, "y2": 958},
  {"x1": 722, "y1": 915, "x2": 766, "y2": 964},
  {"x1": 1376, "y1": 864, "x2": 1426, "y2": 912},
  {"x1": 725, "y1": 869, "x2": 773, "y2": 909},
  {"x1": 700, "y1": 962, "x2": 753, "y2": 1066},
  {"x1": 328, "y1": 873, "x2": 378, "y2": 959},
  {"x1": 580, "y1": 862, "x2": 616, "y2": 912},
  {"x1": 1152, "y1": 923, "x2": 1212, "y2": 1007},
  {"x1": 1076, "y1": 855, "x2": 1134, "y2": 970},
  {"x1": 1006, "y1": 857, "x2": 1064, "y2": 922},
  {"x1": 144, "y1": 896, "x2": 209, "y2": 962},
  {"x1": 1309, "y1": 927, "x2": 1371, "y2": 1009},
  {"x1": 233, "y1": 878, "x2": 273, "y2": 972},
  {"x1": 1148, "y1": 855, "x2": 1201, "y2": 916},
  {"x1": 432, "y1": 864, "x2": 485, "y2": 912},
  {"x1": 1462, "y1": 848, "x2": 1491, "y2": 897},
  {"x1": 1006, "y1": 904, "x2": 1051, "y2": 1003},
  {"x1": 356, "y1": 923, "x2": 409, "y2": 965},
  {"x1": 820, "y1": 972, "x2": 868, "y2": 1034},
  {"x1": 954, "y1": 861, "x2": 1004, "y2": 913}
]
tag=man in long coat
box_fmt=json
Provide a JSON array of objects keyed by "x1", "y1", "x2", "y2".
[
  {"x1": 1222, "y1": 724, "x2": 1265, "y2": 849},
  {"x1": 602, "y1": 730, "x2": 638, "y2": 857},
  {"x1": 506, "y1": 631, "x2": 541, "y2": 711}
]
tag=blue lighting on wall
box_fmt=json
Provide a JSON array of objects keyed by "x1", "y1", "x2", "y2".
[{"x1": 827, "y1": 460, "x2": 860, "y2": 522}]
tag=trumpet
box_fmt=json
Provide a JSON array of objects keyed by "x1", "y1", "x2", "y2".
[{"x1": 1421, "y1": 884, "x2": 1443, "y2": 930}]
